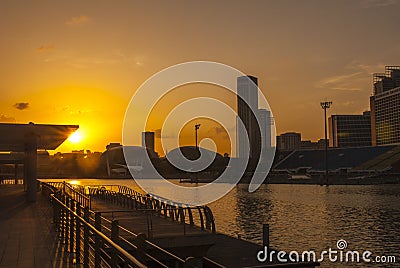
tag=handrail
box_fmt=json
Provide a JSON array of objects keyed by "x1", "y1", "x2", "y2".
[
  {"x1": 89, "y1": 185, "x2": 216, "y2": 234},
  {"x1": 51, "y1": 193, "x2": 146, "y2": 268},
  {"x1": 42, "y1": 181, "x2": 207, "y2": 267},
  {"x1": 63, "y1": 181, "x2": 91, "y2": 208},
  {"x1": 42, "y1": 181, "x2": 91, "y2": 208}
]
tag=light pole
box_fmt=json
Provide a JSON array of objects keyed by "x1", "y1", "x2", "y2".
[
  {"x1": 320, "y1": 101, "x2": 332, "y2": 185},
  {"x1": 195, "y1": 124, "x2": 201, "y2": 148}
]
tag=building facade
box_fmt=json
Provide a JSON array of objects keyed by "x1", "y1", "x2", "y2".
[
  {"x1": 277, "y1": 132, "x2": 301, "y2": 150},
  {"x1": 258, "y1": 109, "x2": 272, "y2": 151},
  {"x1": 370, "y1": 66, "x2": 400, "y2": 145},
  {"x1": 237, "y1": 75, "x2": 261, "y2": 160},
  {"x1": 328, "y1": 111, "x2": 372, "y2": 148}
]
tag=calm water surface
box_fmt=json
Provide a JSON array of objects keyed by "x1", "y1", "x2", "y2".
[{"x1": 43, "y1": 179, "x2": 400, "y2": 267}]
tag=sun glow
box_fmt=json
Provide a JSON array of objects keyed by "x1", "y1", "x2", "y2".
[{"x1": 68, "y1": 131, "x2": 83, "y2": 143}]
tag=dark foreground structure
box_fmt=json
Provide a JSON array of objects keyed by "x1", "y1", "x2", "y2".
[
  {"x1": 0, "y1": 122, "x2": 78, "y2": 202},
  {"x1": 39, "y1": 181, "x2": 320, "y2": 267}
]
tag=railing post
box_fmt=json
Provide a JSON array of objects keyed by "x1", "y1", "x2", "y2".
[
  {"x1": 52, "y1": 194, "x2": 60, "y2": 225},
  {"x1": 203, "y1": 206, "x2": 215, "y2": 233},
  {"x1": 69, "y1": 199, "x2": 75, "y2": 260},
  {"x1": 83, "y1": 207, "x2": 90, "y2": 268},
  {"x1": 187, "y1": 208, "x2": 194, "y2": 226},
  {"x1": 135, "y1": 233, "x2": 147, "y2": 265},
  {"x1": 60, "y1": 194, "x2": 65, "y2": 243},
  {"x1": 197, "y1": 207, "x2": 204, "y2": 230},
  {"x1": 89, "y1": 190, "x2": 92, "y2": 210},
  {"x1": 204, "y1": 207, "x2": 211, "y2": 230},
  {"x1": 111, "y1": 220, "x2": 120, "y2": 268},
  {"x1": 75, "y1": 203, "x2": 81, "y2": 264},
  {"x1": 94, "y1": 212, "x2": 102, "y2": 268},
  {"x1": 65, "y1": 196, "x2": 70, "y2": 247},
  {"x1": 263, "y1": 223, "x2": 270, "y2": 249}
]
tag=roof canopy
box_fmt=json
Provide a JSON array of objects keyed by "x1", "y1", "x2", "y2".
[{"x1": 0, "y1": 123, "x2": 79, "y2": 151}]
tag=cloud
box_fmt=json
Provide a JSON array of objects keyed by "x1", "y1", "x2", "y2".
[
  {"x1": 316, "y1": 61, "x2": 383, "y2": 92},
  {"x1": 36, "y1": 45, "x2": 55, "y2": 53},
  {"x1": 362, "y1": 0, "x2": 399, "y2": 8},
  {"x1": 316, "y1": 72, "x2": 364, "y2": 91},
  {"x1": 345, "y1": 61, "x2": 385, "y2": 74},
  {"x1": 14, "y1": 102, "x2": 29, "y2": 110},
  {"x1": 0, "y1": 114, "x2": 16, "y2": 123},
  {"x1": 66, "y1": 15, "x2": 91, "y2": 26}
]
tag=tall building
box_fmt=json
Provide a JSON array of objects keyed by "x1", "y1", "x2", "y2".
[
  {"x1": 328, "y1": 111, "x2": 372, "y2": 148},
  {"x1": 237, "y1": 76, "x2": 261, "y2": 162},
  {"x1": 370, "y1": 66, "x2": 400, "y2": 145},
  {"x1": 258, "y1": 109, "x2": 272, "y2": 150},
  {"x1": 142, "y1": 131, "x2": 155, "y2": 153},
  {"x1": 276, "y1": 132, "x2": 301, "y2": 151}
]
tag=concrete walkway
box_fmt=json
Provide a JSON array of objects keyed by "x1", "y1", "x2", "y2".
[{"x1": 0, "y1": 185, "x2": 73, "y2": 268}]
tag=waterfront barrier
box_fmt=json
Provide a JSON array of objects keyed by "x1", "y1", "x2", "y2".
[
  {"x1": 88, "y1": 184, "x2": 216, "y2": 238},
  {"x1": 40, "y1": 181, "x2": 320, "y2": 267},
  {"x1": 41, "y1": 181, "x2": 224, "y2": 267}
]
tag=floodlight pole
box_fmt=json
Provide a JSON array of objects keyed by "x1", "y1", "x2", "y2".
[
  {"x1": 195, "y1": 124, "x2": 201, "y2": 148},
  {"x1": 320, "y1": 101, "x2": 332, "y2": 186}
]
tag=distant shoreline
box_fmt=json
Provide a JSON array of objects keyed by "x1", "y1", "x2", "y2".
[{"x1": 32, "y1": 174, "x2": 400, "y2": 186}]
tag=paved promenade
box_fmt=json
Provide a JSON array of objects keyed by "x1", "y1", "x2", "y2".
[{"x1": 0, "y1": 185, "x2": 72, "y2": 268}]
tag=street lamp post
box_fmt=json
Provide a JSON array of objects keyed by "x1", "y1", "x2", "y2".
[
  {"x1": 195, "y1": 124, "x2": 201, "y2": 148},
  {"x1": 320, "y1": 101, "x2": 332, "y2": 185}
]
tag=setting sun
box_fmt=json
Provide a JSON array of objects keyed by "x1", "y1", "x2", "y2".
[{"x1": 68, "y1": 131, "x2": 83, "y2": 143}]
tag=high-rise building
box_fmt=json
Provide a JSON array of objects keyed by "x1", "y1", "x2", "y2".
[
  {"x1": 258, "y1": 109, "x2": 272, "y2": 150},
  {"x1": 142, "y1": 131, "x2": 155, "y2": 153},
  {"x1": 276, "y1": 132, "x2": 301, "y2": 151},
  {"x1": 237, "y1": 76, "x2": 261, "y2": 162},
  {"x1": 328, "y1": 111, "x2": 372, "y2": 148},
  {"x1": 370, "y1": 66, "x2": 400, "y2": 145}
]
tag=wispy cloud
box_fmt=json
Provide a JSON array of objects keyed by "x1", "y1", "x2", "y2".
[
  {"x1": 66, "y1": 15, "x2": 91, "y2": 26},
  {"x1": 112, "y1": 50, "x2": 146, "y2": 67},
  {"x1": 362, "y1": 0, "x2": 399, "y2": 8},
  {"x1": 345, "y1": 61, "x2": 385, "y2": 74},
  {"x1": 14, "y1": 102, "x2": 29, "y2": 110},
  {"x1": 54, "y1": 105, "x2": 93, "y2": 115},
  {"x1": 316, "y1": 61, "x2": 384, "y2": 92},
  {"x1": 316, "y1": 72, "x2": 364, "y2": 91},
  {"x1": 36, "y1": 45, "x2": 55, "y2": 53},
  {"x1": 0, "y1": 114, "x2": 16, "y2": 123}
]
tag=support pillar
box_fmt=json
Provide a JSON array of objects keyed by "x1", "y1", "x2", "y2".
[
  {"x1": 25, "y1": 132, "x2": 37, "y2": 202},
  {"x1": 14, "y1": 164, "x2": 18, "y2": 184}
]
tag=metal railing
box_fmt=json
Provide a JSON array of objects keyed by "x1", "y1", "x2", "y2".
[
  {"x1": 88, "y1": 185, "x2": 216, "y2": 238},
  {"x1": 0, "y1": 178, "x2": 23, "y2": 184},
  {"x1": 41, "y1": 181, "x2": 224, "y2": 268},
  {"x1": 44, "y1": 181, "x2": 91, "y2": 208}
]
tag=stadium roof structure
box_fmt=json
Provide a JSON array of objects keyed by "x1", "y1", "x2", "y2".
[
  {"x1": 274, "y1": 145, "x2": 397, "y2": 171},
  {"x1": 0, "y1": 122, "x2": 79, "y2": 202},
  {"x1": 0, "y1": 122, "x2": 78, "y2": 151}
]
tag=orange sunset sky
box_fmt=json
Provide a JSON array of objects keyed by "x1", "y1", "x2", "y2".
[{"x1": 1, "y1": 0, "x2": 400, "y2": 155}]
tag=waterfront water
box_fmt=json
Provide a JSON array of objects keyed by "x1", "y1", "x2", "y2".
[{"x1": 42, "y1": 179, "x2": 400, "y2": 267}]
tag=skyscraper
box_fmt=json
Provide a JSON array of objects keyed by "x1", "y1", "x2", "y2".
[
  {"x1": 142, "y1": 131, "x2": 155, "y2": 153},
  {"x1": 258, "y1": 109, "x2": 272, "y2": 150},
  {"x1": 370, "y1": 66, "x2": 400, "y2": 145},
  {"x1": 237, "y1": 76, "x2": 261, "y2": 164},
  {"x1": 328, "y1": 112, "x2": 372, "y2": 148}
]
